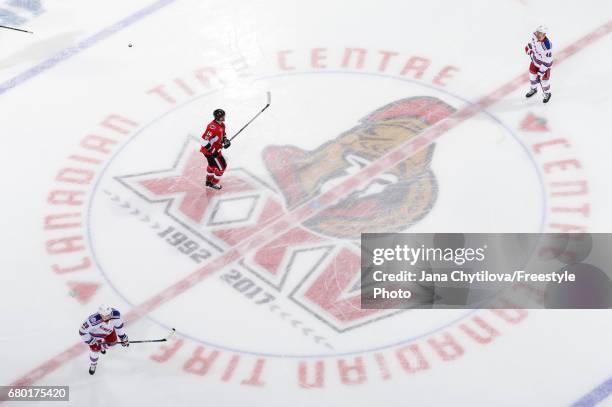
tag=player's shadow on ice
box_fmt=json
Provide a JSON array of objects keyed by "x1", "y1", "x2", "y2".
[
  {"x1": 481, "y1": 96, "x2": 546, "y2": 114},
  {"x1": 0, "y1": 31, "x2": 81, "y2": 70}
]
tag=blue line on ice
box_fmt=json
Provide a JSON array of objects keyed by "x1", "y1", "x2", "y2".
[{"x1": 572, "y1": 377, "x2": 612, "y2": 407}]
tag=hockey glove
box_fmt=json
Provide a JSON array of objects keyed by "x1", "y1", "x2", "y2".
[
  {"x1": 223, "y1": 137, "x2": 231, "y2": 149},
  {"x1": 119, "y1": 335, "x2": 129, "y2": 347}
]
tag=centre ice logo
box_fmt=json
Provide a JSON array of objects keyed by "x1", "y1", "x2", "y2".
[
  {"x1": 263, "y1": 96, "x2": 455, "y2": 239},
  {"x1": 113, "y1": 96, "x2": 454, "y2": 333},
  {"x1": 75, "y1": 63, "x2": 548, "y2": 357}
]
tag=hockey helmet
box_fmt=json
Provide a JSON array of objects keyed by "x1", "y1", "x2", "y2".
[
  {"x1": 213, "y1": 109, "x2": 226, "y2": 120},
  {"x1": 535, "y1": 25, "x2": 548, "y2": 34},
  {"x1": 98, "y1": 304, "x2": 112, "y2": 318}
]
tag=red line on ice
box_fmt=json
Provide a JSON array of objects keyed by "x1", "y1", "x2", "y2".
[{"x1": 7, "y1": 18, "x2": 612, "y2": 392}]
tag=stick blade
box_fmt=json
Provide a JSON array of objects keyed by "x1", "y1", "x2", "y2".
[{"x1": 165, "y1": 328, "x2": 176, "y2": 341}]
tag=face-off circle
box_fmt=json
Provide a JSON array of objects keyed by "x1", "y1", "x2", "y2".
[{"x1": 87, "y1": 72, "x2": 547, "y2": 357}]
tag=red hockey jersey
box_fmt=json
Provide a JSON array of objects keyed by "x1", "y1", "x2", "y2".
[{"x1": 200, "y1": 120, "x2": 226, "y2": 156}]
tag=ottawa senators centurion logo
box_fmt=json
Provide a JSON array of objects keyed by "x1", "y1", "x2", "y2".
[{"x1": 263, "y1": 96, "x2": 455, "y2": 239}]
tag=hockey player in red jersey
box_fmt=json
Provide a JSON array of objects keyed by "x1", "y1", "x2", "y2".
[
  {"x1": 525, "y1": 25, "x2": 553, "y2": 103},
  {"x1": 79, "y1": 305, "x2": 129, "y2": 375},
  {"x1": 200, "y1": 108, "x2": 231, "y2": 190}
]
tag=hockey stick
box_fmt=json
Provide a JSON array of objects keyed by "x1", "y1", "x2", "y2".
[
  {"x1": 229, "y1": 91, "x2": 271, "y2": 142},
  {"x1": 107, "y1": 328, "x2": 176, "y2": 345},
  {"x1": 0, "y1": 25, "x2": 33, "y2": 34}
]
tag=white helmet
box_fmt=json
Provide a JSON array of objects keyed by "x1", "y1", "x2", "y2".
[
  {"x1": 535, "y1": 25, "x2": 548, "y2": 34},
  {"x1": 98, "y1": 304, "x2": 112, "y2": 318}
]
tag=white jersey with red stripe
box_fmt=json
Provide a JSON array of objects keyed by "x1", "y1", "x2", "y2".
[
  {"x1": 526, "y1": 34, "x2": 553, "y2": 73},
  {"x1": 78, "y1": 309, "x2": 126, "y2": 344}
]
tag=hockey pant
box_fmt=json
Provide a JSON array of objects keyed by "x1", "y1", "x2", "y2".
[
  {"x1": 205, "y1": 153, "x2": 227, "y2": 185},
  {"x1": 529, "y1": 62, "x2": 551, "y2": 94},
  {"x1": 88, "y1": 329, "x2": 117, "y2": 366}
]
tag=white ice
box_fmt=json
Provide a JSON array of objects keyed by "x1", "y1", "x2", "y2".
[{"x1": 1, "y1": 0, "x2": 612, "y2": 406}]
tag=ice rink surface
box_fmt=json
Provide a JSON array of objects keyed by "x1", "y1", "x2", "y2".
[{"x1": 1, "y1": 0, "x2": 612, "y2": 406}]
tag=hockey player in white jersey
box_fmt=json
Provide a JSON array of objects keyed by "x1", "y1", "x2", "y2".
[
  {"x1": 525, "y1": 25, "x2": 553, "y2": 103},
  {"x1": 79, "y1": 305, "x2": 129, "y2": 375}
]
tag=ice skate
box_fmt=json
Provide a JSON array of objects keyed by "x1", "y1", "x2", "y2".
[
  {"x1": 206, "y1": 180, "x2": 222, "y2": 190},
  {"x1": 526, "y1": 88, "x2": 537, "y2": 98}
]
